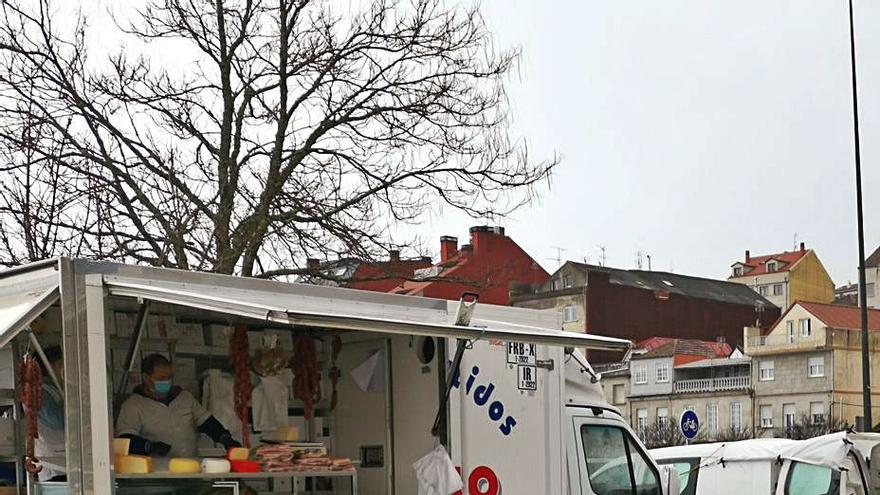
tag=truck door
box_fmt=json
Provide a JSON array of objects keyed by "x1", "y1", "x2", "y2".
[{"x1": 570, "y1": 415, "x2": 662, "y2": 495}]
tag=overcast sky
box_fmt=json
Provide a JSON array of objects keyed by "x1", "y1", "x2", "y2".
[
  {"x1": 70, "y1": 1, "x2": 880, "y2": 284},
  {"x1": 417, "y1": 0, "x2": 880, "y2": 285}
]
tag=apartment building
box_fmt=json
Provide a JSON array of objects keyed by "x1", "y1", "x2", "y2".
[
  {"x1": 511, "y1": 262, "x2": 778, "y2": 362},
  {"x1": 626, "y1": 338, "x2": 753, "y2": 440},
  {"x1": 729, "y1": 242, "x2": 835, "y2": 308},
  {"x1": 745, "y1": 301, "x2": 880, "y2": 433},
  {"x1": 867, "y1": 246, "x2": 880, "y2": 309}
]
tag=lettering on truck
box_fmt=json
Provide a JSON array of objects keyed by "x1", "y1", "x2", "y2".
[{"x1": 452, "y1": 365, "x2": 518, "y2": 436}]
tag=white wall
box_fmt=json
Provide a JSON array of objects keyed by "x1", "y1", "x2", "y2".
[
  {"x1": 391, "y1": 335, "x2": 440, "y2": 495},
  {"x1": 867, "y1": 266, "x2": 879, "y2": 309},
  {"x1": 333, "y1": 338, "x2": 389, "y2": 495}
]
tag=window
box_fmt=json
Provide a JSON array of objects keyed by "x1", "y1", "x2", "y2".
[
  {"x1": 811, "y1": 402, "x2": 825, "y2": 425},
  {"x1": 707, "y1": 404, "x2": 718, "y2": 435},
  {"x1": 656, "y1": 407, "x2": 669, "y2": 426},
  {"x1": 730, "y1": 402, "x2": 743, "y2": 431},
  {"x1": 783, "y1": 403, "x2": 796, "y2": 430},
  {"x1": 773, "y1": 284, "x2": 784, "y2": 296},
  {"x1": 633, "y1": 365, "x2": 648, "y2": 385},
  {"x1": 656, "y1": 362, "x2": 670, "y2": 383},
  {"x1": 563, "y1": 305, "x2": 577, "y2": 323},
  {"x1": 636, "y1": 409, "x2": 648, "y2": 432},
  {"x1": 759, "y1": 360, "x2": 775, "y2": 381},
  {"x1": 799, "y1": 318, "x2": 811, "y2": 337},
  {"x1": 662, "y1": 459, "x2": 700, "y2": 495},
  {"x1": 759, "y1": 285, "x2": 769, "y2": 296},
  {"x1": 563, "y1": 275, "x2": 573, "y2": 288},
  {"x1": 733, "y1": 266, "x2": 743, "y2": 276},
  {"x1": 766, "y1": 261, "x2": 777, "y2": 272},
  {"x1": 786, "y1": 321, "x2": 795, "y2": 343},
  {"x1": 866, "y1": 283, "x2": 876, "y2": 298},
  {"x1": 760, "y1": 405, "x2": 773, "y2": 428},
  {"x1": 784, "y1": 462, "x2": 839, "y2": 495},
  {"x1": 612, "y1": 384, "x2": 625, "y2": 405},
  {"x1": 581, "y1": 425, "x2": 661, "y2": 495},
  {"x1": 550, "y1": 278, "x2": 561, "y2": 291},
  {"x1": 808, "y1": 356, "x2": 825, "y2": 378}
]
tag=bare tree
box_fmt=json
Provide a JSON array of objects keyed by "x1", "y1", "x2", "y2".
[
  {"x1": 774, "y1": 415, "x2": 850, "y2": 441},
  {"x1": 0, "y1": 0, "x2": 555, "y2": 274}
]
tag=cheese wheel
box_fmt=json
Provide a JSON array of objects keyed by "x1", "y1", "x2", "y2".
[
  {"x1": 201, "y1": 458, "x2": 231, "y2": 474},
  {"x1": 230, "y1": 460, "x2": 261, "y2": 473},
  {"x1": 227, "y1": 447, "x2": 250, "y2": 461},
  {"x1": 274, "y1": 426, "x2": 299, "y2": 441},
  {"x1": 113, "y1": 438, "x2": 131, "y2": 456},
  {"x1": 169, "y1": 458, "x2": 201, "y2": 474},
  {"x1": 115, "y1": 455, "x2": 154, "y2": 474}
]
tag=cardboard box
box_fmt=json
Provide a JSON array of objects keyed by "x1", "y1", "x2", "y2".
[
  {"x1": 205, "y1": 324, "x2": 232, "y2": 347},
  {"x1": 172, "y1": 357, "x2": 198, "y2": 395},
  {"x1": 175, "y1": 322, "x2": 206, "y2": 346},
  {"x1": 114, "y1": 312, "x2": 136, "y2": 338}
]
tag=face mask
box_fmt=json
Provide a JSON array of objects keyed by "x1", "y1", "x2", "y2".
[{"x1": 153, "y1": 380, "x2": 172, "y2": 395}]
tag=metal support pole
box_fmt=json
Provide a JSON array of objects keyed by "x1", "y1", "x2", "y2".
[
  {"x1": 116, "y1": 301, "x2": 150, "y2": 398},
  {"x1": 847, "y1": 0, "x2": 872, "y2": 431}
]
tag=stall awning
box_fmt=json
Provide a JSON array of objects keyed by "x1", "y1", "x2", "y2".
[
  {"x1": 0, "y1": 261, "x2": 60, "y2": 348},
  {"x1": 105, "y1": 277, "x2": 631, "y2": 351}
]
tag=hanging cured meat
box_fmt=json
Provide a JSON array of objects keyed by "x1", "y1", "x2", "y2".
[
  {"x1": 330, "y1": 335, "x2": 342, "y2": 410},
  {"x1": 18, "y1": 355, "x2": 43, "y2": 474},
  {"x1": 230, "y1": 325, "x2": 253, "y2": 447},
  {"x1": 292, "y1": 335, "x2": 321, "y2": 420}
]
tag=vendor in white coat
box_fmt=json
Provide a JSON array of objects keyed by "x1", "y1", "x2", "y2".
[
  {"x1": 35, "y1": 346, "x2": 66, "y2": 481},
  {"x1": 116, "y1": 354, "x2": 241, "y2": 457}
]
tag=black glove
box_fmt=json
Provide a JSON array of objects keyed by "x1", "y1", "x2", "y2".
[
  {"x1": 198, "y1": 415, "x2": 240, "y2": 449},
  {"x1": 150, "y1": 441, "x2": 172, "y2": 457},
  {"x1": 222, "y1": 437, "x2": 242, "y2": 449},
  {"x1": 120, "y1": 434, "x2": 172, "y2": 457}
]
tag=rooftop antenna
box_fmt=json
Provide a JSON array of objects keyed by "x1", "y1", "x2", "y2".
[
  {"x1": 547, "y1": 246, "x2": 567, "y2": 268},
  {"x1": 635, "y1": 250, "x2": 644, "y2": 270},
  {"x1": 793, "y1": 232, "x2": 798, "y2": 252},
  {"x1": 646, "y1": 253, "x2": 652, "y2": 271},
  {"x1": 596, "y1": 245, "x2": 607, "y2": 267}
]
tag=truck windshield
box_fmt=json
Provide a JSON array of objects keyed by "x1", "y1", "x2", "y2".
[{"x1": 581, "y1": 424, "x2": 661, "y2": 495}]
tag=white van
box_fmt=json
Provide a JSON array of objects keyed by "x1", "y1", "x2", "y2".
[
  {"x1": 0, "y1": 259, "x2": 678, "y2": 495},
  {"x1": 651, "y1": 432, "x2": 875, "y2": 495}
]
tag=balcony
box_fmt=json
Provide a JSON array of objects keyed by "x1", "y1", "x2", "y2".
[{"x1": 673, "y1": 375, "x2": 751, "y2": 394}]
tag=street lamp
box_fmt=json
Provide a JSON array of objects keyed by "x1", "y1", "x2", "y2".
[{"x1": 847, "y1": 0, "x2": 872, "y2": 431}]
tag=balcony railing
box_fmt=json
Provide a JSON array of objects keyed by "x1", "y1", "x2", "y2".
[{"x1": 673, "y1": 375, "x2": 751, "y2": 394}]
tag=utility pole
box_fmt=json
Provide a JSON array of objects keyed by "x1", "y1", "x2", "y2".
[{"x1": 848, "y1": 0, "x2": 872, "y2": 431}]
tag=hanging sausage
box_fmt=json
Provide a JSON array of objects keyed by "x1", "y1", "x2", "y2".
[
  {"x1": 330, "y1": 335, "x2": 342, "y2": 410},
  {"x1": 18, "y1": 355, "x2": 43, "y2": 474},
  {"x1": 292, "y1": 334, "x2": 321, "y2": 420},
  {"x1": 229, "y1": 325, "x2": 253, "y2": 448}
]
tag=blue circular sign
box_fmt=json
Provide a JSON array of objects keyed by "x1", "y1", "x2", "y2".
[{"x1": 679, "y1": 410, "x2": 700, "y2": 439}]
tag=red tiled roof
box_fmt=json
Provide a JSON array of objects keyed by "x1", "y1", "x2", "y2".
[
  {"x1": 634, "y1": 338, "x2": 732, "y2": 360},
  {"x1": 730, "y1": 249, "x2": 810, "y2": 278},
  {"x1": 796, "y1": 301, "x2": 880, "y2": 332}
]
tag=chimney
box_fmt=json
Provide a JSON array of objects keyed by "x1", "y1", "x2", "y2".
[
  {"x1": 716, "y1": 336, "x2": 726, "y2": 344},
  {"x1": 800, "y1": 242, "x2": 805, "y2": 253},
  {"x1": 459, "y1": 244, "x2": 473, "y2": 260},
  {"x1": 745, "y1": 250, "x2": 751, "y2": 263},
  {"x1": 470, "y1": 225, "x2": 505, "y2": 254},
  {"x1": 440, "y1": 236, "x2": 458, "y2": 263},
  {"x1": 306, "y1": 258, "x2": 319, "y2": 270},
  {"x1": 389, "y1": 250, "x2": 400, "y2": 262}
]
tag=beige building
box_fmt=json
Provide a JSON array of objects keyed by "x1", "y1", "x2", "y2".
[
  {"x1": 729, "y1": 243, "x2": 834, "y2": 309},
  {"x1": 745, "y1": 301, "x2": 880, "y2": 432},
  {"x1": 867, "y1": 246, "x2": 879, "y2": 309},
  {"x1": 623, "y1": 338, "x2": 752, "y2": 441}
]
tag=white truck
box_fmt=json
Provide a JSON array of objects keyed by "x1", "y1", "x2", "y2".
[
  {"x1": 651, "y1": 432, "x2": 880, "y2": 495},
  {"x1": 0, "y1": 258, "x2": 676, "y2": 494}
]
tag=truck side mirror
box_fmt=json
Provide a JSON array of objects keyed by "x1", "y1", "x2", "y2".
[{"x1": 658, "y1": 464, "x2": 680, "y2": 495}]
